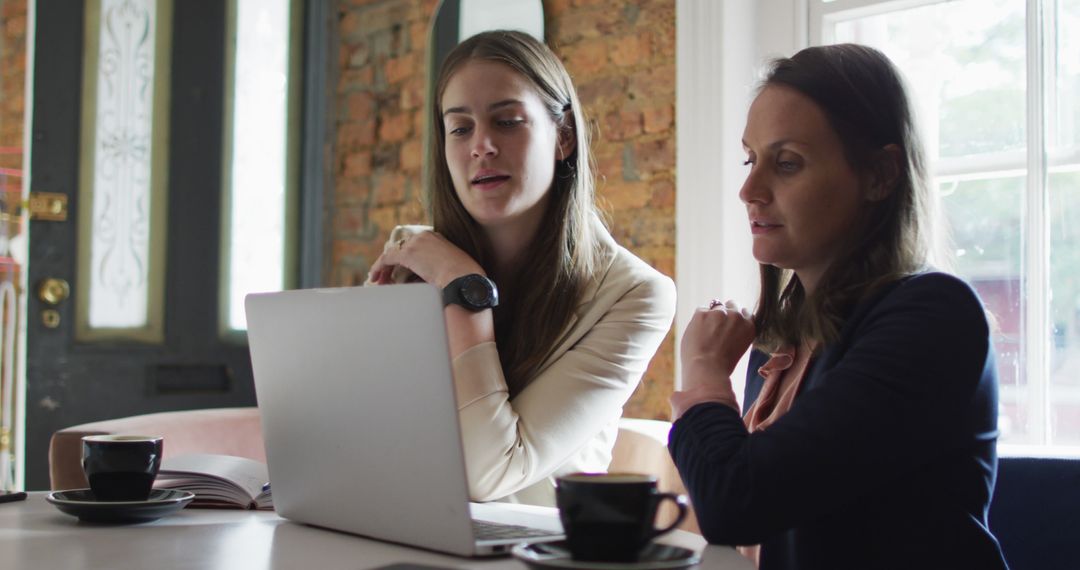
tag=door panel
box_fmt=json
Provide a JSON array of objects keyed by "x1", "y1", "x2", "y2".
[{"x1": 26, "y1": 0, "x2": 258, "y2": 490}]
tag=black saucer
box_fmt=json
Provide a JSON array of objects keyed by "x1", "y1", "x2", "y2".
[
  {"x1": 512, "y1": 541, "x2": 701, "y2": 570},
  {"x1": 47, "y1": 488, "x2": 194, "y2": 523}
]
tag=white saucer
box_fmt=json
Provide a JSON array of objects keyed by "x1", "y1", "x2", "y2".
[
  {"x1": 512, "y1": 541, "x2": 701, "y2": 570},
  {"x1": 47, "y1": 488, "x2": 194, "y2": 523}
]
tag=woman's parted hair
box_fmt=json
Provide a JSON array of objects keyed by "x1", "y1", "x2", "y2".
[
  {"x1": 429, "y1": 30, "x2": 604, "y2": 394},
  {"x1": 754, "y1": 43, "x2": 939, "y2": 351}
]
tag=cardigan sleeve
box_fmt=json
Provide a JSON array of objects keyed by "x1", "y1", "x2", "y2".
[
  {"x1": 669, "y1": 273, "x2": 994, "y2": 545},
  {"x1": 453, "y1": 266, "x2": 676, "y2": 502}
]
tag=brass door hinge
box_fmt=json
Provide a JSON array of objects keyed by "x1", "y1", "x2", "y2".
[{"x1": 26, "y1": 192, "x2": 68, "y2": 222}]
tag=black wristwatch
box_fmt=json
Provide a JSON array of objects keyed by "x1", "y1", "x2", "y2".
[{"x1": 442, "y1": 274, "x2": 499, "y2": 311}]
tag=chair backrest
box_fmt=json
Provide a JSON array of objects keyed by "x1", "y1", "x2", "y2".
[
  {"x1": 989, "y1": 456, "x2": 1080, "y2": 570},
  {"x1": 610, "y1": 418, "x2": 700, "y2": 534},
  {"x1": 49, "y1": 407, "x2": 264, "y2": 491}
]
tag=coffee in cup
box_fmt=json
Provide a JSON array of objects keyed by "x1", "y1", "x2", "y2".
[
  {"x1": 81, "y1": 435, "x2": 164, "y2": 501},
  {"x1": 556, "y1": 472, "x2": 689, "y2": 562}
]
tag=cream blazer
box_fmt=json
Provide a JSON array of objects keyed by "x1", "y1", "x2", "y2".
[{"x1": 376, "y1": 223, "x2": 676, "y2": 506}]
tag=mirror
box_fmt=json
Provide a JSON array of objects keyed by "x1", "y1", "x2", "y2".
[{"x1": 423, "y1": 0, "x2": 545, "y2": 187}]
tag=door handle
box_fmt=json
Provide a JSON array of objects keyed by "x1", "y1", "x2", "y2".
[{"x1": 38, "y1": 278, "x2": 70, "y2": 306}]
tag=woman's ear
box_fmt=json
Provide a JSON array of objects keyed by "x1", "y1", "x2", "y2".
[
  {"x1": 867, "y1": 144, "x2": 902, "y2": 202},
  {"x1": 556, "y1": 110, "x2": 578, "y2": 161}
]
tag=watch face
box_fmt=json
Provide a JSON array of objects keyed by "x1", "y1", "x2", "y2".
[{"x1": 461, "y1": 276, "x2": 493, "y2": 307}]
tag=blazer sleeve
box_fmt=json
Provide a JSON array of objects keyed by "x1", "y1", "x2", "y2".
[
  {"x1": 669, "y1": 273, "x2": 993, "y2": 544},
  {"x1": 453, "y1": 265, "x2": 676, "y2": 502}
]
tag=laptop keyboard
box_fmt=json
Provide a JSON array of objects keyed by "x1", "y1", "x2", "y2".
[{"x1": 472, "y1": 519, "x2": 559, "y2": 541}]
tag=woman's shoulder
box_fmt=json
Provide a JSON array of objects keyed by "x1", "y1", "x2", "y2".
[
  {"x1": 864, "y1": 270, "x2": 988, "y2": 330},
  {"x1": 587, "y1": 222, "x2": 673, "y2": 290},
  {"x1": 604, "y1": 241, "x2": 676, "y2": 301},
  {"x1": 890, "y1": 270, "x2": 983, "y2": 306},
  {"x1": 584, "y1": 230, "x2": 675, "y2": 314},
  {"x1": 611, "y1": 245, "x2": 674, "y2": 286}
]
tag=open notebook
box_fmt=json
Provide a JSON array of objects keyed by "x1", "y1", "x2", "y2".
[{"x1": 154, "y1": 453, "x2": 272, "y2": 510}]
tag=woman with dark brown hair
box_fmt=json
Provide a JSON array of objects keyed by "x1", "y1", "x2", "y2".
[
  {"x1": 669, "y1": 44, "x2": 1008, "y2": 569},
  {"x1": 368, "y1": 30, "x2": 675, "y2": 506}
]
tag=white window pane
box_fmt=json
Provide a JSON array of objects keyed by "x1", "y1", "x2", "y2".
[
  {"x1": 940, "y1": 175, "x2": 1027, "y2": 443},
  {"x1": 833, "y1": 0, "x2": 1026, "y2": 161},
  {"x1": 1051, "y1": 0, "x2": 1080, "y2": 153},
  {"x1": 225, "y1": 0, "x2": 292, "y2": 331},
  {"x1": 88, "y1": 0, "x2": 158, "y2": 329},
  {"x1": 1050, "y1": 170, "x2": 1080, "y2": 444}
]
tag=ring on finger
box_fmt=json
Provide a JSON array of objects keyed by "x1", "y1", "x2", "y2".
[{"x1": 708, "y1": 299, "x2": 724, "y2": 310}]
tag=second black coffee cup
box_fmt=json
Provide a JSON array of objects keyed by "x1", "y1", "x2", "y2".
[
  {"x1": 556, "y1": 472, "x2": 689, "y2": 562},
  {"x1": 81, "y1": 435, "x2": 164, "y2": 501}
]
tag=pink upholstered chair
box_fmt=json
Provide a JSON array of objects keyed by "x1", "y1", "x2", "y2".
[
  {"x1": 48, "y1": 407, "x2": 264, "y2": 491},
  {"x1": 608, "y1": 417, "x2": 701, "y2": 534}
]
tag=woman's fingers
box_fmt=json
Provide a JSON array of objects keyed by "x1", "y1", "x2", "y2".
[
  {"x1": 681, "y1": 297, "x2": 757, "y2": 381},
  {"x1": 702, "y1": 299, "x2": 752, "y2": 320},
  {"x1": 367, "y1": 253, "x2": 397, "y2": 285},
  {"x1": 367, "y1": 230, "x2": 484, "y2": 287}
]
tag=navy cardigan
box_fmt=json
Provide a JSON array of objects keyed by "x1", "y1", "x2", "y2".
[{"x1": 669, "y1": 272, "x2": 1009, "y2": 569}]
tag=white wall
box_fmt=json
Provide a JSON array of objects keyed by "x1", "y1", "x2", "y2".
[{"x1": 675, "y1": 0, "x2": 804, "y2": 403}]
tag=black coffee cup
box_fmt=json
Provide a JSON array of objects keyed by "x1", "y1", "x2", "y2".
[
  {"x1": 556, "y1": 472, "x2": 689, "y2": 562},
  {"x1": 81, "y1": 435, "x2": 164, "y2": 501}
]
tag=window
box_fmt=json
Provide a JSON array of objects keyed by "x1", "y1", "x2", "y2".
[
  {"x1": 812, "y1": 0, "x2": 1080, "y2": 450},
  {"x1": 220, "y1": 0, "x2": 302, "y2": 334}
]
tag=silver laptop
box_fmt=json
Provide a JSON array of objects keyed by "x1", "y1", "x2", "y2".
[{"x1": 245, "y1": 283, "x2": 563, "y2": 557}]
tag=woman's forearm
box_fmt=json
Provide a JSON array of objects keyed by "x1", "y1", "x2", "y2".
[{"x1": 444, "y1": 305, "x2": 495, "y2": 359}]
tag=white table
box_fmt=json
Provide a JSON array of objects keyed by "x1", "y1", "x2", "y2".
[{"x1": 0, "y1": 493, "x2": 753, "y2": 569}]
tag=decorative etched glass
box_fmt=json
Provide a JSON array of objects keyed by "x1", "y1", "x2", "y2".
[
  {"x1": 224, "y1": 0, "x2": 293, "y2": 331},
  {"x1": 88, "y1": 0, "x2": 158, "y2": 329}
]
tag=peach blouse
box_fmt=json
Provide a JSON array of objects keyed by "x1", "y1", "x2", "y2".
[{"x1": 738, "y1": 343, "x2": 815, "y2": 567}]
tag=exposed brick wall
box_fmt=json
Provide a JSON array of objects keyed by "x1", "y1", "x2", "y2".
[
  {"x1": 547, "y1": 0, "x2": 675, "y2": 419},
  {"x1": 0, "y1": 0, "x2": 26, "y2": 232},
  {"x1": 332, "y1": 0, "x2": 437, "y2": 287},
  {"x1": 331, "y1": 0, "x2": 677, "y2": 419},
  {"x1": 0, "y1": 0, "x2": 26, "y2": 174}
]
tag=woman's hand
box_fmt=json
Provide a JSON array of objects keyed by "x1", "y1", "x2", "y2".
[
  {"x1": 680, "y1": 299, "x2": 757, "y2": 392},
  {"x1": 368, "y1": 230, "x2": 485, "y2": 288}
]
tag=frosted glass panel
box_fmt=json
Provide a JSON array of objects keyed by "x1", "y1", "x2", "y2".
[
  {"x1": 224, "y1": 0, "x2": 293, "y2": 331},
  {"x1": 88, "y1": 0, "x2": 159, "y2": 329}
]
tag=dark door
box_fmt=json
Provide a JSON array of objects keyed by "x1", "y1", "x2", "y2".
[{"x1": 25, "y1": 0, "x2": 289, "y2": 490}]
